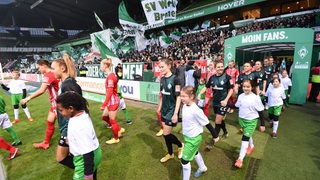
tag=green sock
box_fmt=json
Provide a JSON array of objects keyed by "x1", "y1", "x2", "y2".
[
  {"x1": 122, "y1": 109, "x2": 131, "y2": 122},
  {"x1": 5, "y1": 127, "x2": 20, "y2": 143}
]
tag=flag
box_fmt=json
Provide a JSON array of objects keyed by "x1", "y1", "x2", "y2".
[
  {"x1": 192, "y1": 24, "x2": 199, "y2": 31},
  {"x1": 159, "y1": 35, "x2": 173, "y2": 48},
  {"x1": 170, "y1": 31, "x2": 182, "y2": 41},
  {"x1": 180, "y1": 26, "x2": 189, "y2": 32},
  {"x1": 94, "y1": 12, "x2": 106, "y2": 30},
  {"x1": 119, "y1": 1, "x2": 144, "y2": 38},
  {"x1": 90, "y1": 30, "x2": 121, "y2": 68},
  {"x1": 141, "y1": 0, "x2": 178, "y2": 26},
  {"x1": 215, "y1": 21, "x2": 220, "y2": 29},
  {"x1": 135, "y1": 32, "x2": 149, "y2": 51},
  {"x1": 201, "y1": 20, "x2": 212, "y2": 29}
]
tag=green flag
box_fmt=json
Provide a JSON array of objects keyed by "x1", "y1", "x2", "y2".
[
  {"x1": 170, "y1": 31, "x2": 182, "y2": 41},
  {"x1": 94, "y1": 12, "x2": 106, "y2": 30},
  {"x1": 119, "y1": 1, "x2": 144, "y2": 38}
]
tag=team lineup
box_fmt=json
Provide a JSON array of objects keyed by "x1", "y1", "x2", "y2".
[{"x1": 0, "y1": 55, "x2": 291, "y2": 180}]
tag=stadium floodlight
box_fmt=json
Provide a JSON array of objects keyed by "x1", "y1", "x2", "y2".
[{"x1": 30, "y1": 0, "x2": 44, "y2": 10}]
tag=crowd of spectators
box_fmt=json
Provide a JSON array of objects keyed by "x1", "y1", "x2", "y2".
[{"x1": 0, "y1": 12, "x2": 317, "y2": 73}]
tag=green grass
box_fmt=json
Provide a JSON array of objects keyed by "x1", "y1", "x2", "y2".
[{"x1": 3, "y1": 89, "x2": 317, "y2": 179}]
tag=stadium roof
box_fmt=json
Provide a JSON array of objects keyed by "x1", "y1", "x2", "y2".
[{"x1": 0, "y1": 0, "x2": 143, "y2": 30}]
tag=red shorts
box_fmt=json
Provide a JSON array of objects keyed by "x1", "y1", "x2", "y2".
[
  {"x1": 205, "y1": 91, "x2": 212, "y2": 98},
  {"x1": 101, "y1": 103, "x2": 119, "y2": 111},
  {"x1": 107, "y1": 103, "x2": 119, "y2": 111}
]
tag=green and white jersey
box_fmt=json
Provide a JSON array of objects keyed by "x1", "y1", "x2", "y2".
[
  {"x1": 182, "y1": 103, "x2": 209, "y2": 137},
  {"x1": 236, "y1": 72, "x2": 257, "y2": 95},
  {"x1": 8, "y1": 79, "x2": 26, "y2": 94},
  {"x1": 68, "y1": 112, "x2": 99, "y2": 156},
  {"x1": 206, "y1": 73, "x2": 233, "y2": 107},
  {"x1": 253, "y1": 71, "x2": 266, "y2": 91},
  {"x1": 263, "y1": 65, "x2": 275, "y2": 85},
  {"x1": 160, "y1": 74, "x2": 181, "y2": 120},
  {"x1": 235, "y1": 93, "x2": 264, "y2": 120}
]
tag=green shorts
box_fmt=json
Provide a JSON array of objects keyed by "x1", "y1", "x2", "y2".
[
  {"x1": 11, "y1": 94, "x2": 23, "y2": 106},
  {"x1": 181, "y1": 134, "x2": 202, "y2": 161},
  {"x1": 239, "y1": 118, "x2": 258, "y2": 138},
  {"x1": 73, "y1": 146, "x2": 102, "y2": 180},
  {"x1": 268, "y1": 105, "x2": 282, "y2": 116}
]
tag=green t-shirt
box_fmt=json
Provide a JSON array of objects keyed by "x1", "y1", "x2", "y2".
[
  {"x1": 206, "y1": 73, "x2": 233, "y2": 107},
  {"x1": 196, "y1": 84, "x2": 206, "y2": 100},
  {"x1": 160, "y1": 74, "x2": 181, "y2": 120}
]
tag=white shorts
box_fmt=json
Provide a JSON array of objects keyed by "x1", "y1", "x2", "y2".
[
  {"x1": 0, "y1": 113, "x2": 12, "y2": 129},
  {"x1": 117, "y1": 98, "x2": 126, "y2": 111},
  {"x1": 197, "y1": 99, "x2": 205, "y2": 108}
]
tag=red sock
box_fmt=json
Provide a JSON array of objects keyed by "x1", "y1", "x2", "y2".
[
  {"x1": 44, "y1": 121, "x2": 55, "y2": 144},
  {"x1": 157, "y1": 112, "x2": 163, "y2": 129},
  {"x1": 110, "y1": 119, "x2": 120, "y2": 140},
  {"x1": 102, "y1": 116, "x2": 110, "y2": 124},
  {"x1": 204, "y1": 104, "x2": 210, "y2": 117},
  {"x1": 0, "y1": 138, "x2": 15, "y2": 153}
]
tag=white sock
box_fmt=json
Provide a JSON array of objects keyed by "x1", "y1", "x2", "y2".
[
  {"x1": 23, "y1": 107, "x2": 31, "y2": 118},
  {"x1": 194, "y1": 153, "x2": 207, "y2": 171},
  {"x1": 182, "y1": 162, "x2": 191, "y2": 180},
  {"x1": 239, "y1": 141, "x2": 249, "y2": 161},
  {"x1": 273, "y1": 121, "x2": 279, "y2": 133},
  {"x1": 14, "y1": 109, "x2": 19, "y2": 119},
  {"x1": 249, "y1": 137, "x2": 254, "y2": 148}
]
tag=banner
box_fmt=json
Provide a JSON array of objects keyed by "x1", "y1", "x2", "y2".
[
  {"x1": 145, "y1": 0, "x2": 266, "y2": 30},
  {"x1": 119, "y1": 1, "x2": 144, "y2": 38},
  {"x1": 224, "y1": 28, "x2": 314, "y2": 104},
  {"x1": 122, "y1": 62, "x2": 144, "y2": 80},
  {"x1": 140, "y1": 81, "x2": 160, "y2": 104},
  {"x1": 141, "y1": 0, "x2": 178, "y2": 26}
]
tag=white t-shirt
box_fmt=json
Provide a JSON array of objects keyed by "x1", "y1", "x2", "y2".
[
  {"x1": 235, "y1": 93, "x2": 264, "y2": 120},
  {"x1": 8, "y1": 79, "x2": 26, "y2": 94},
  {"x1": 182, "y1": 103, "x2": 209, "y2": 137},
  {"x1": 265, "y1": 85, "x2": 286, "y2": 107},
  {"x1": 68, "y1": 112, "x2": 99, "y2": 156},
  {"x1": 280, "y1": 76, "x2": 292, "y2": 90}
]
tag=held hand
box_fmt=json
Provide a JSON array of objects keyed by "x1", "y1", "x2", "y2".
[
  {"x1": 171, "y1": 114, "x2": 178, "y2": 123},
  {"x1": 288, "y1": 94, "x2": 290, "y2": 98},
  {"x1": 20, "y1": 98, "x2": 28, "y2": 105},
  {"x1": 220, "y1": 100, "x2": 227, "y2": 107},
  {"x1": 261, "y1": 91, "x2": 265, "y2": 96},
  {"x1": 259, "y1": 126, "x2": 265, "y2": 132}
]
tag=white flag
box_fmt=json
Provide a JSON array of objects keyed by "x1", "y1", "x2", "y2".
[{"x1": 141, "y1": 0, "x2": 178, "y2": 26}]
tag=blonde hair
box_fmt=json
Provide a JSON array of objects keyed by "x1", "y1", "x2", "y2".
[
  {"x1": 53, "y1": 54, "x2": 77, "y2": 78},
  {"x1": 101, "y1": 58, "x2": 112, "y2": 68}
]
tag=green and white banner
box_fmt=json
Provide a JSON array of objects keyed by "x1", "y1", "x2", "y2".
[
  {"x1": 224, "y1": 28, "x2": 314, "y2": 104},
  {"x1": 119, "y1": 1, "x2": 144, "y2": 38},
  {"x1": 159, "y1": 35, "x2": 173, "y2": 48},
  {"x1": 141, "y1": 0, "x2": 178, "y2": 26},
  {"x1": 201, "y1": 20, "x2": 212, "y2": 29},
  {"x1": 145, "y1": 0, "x2": 265, "y2": 30},
  {"x1": 169, "y1": 31, "x2": 182, "y2": 40},
  {"x1": 90, "y1": 29, "x2": 121, "y2": 68},
  {"x1": 122, "y1": 62, "x2": 144, "y2": 80}
]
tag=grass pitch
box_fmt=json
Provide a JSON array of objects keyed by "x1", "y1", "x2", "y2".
[{"x1": 2, "y1": 89, "x2": 318, "y2": 179}]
